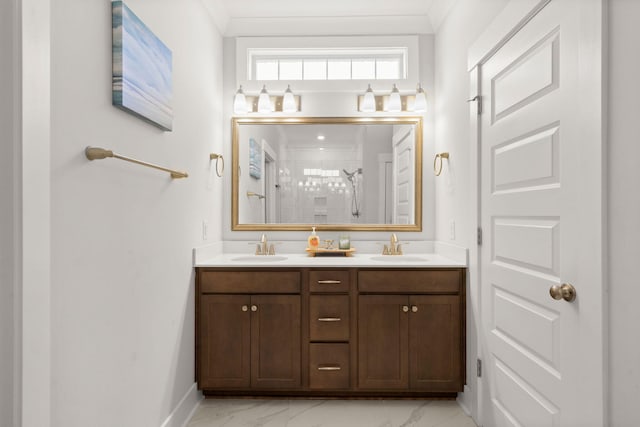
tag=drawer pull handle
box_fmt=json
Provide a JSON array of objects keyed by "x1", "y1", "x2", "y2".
[
  {"x1": 317, "y1": 280, "x2": 342, "y2": 284},
  {"x1": 317, "y1": 365, "x2": 341, "y2": 371},
  {"x1": 318, "y1": 317, "x2": 341, "y2": 322}
]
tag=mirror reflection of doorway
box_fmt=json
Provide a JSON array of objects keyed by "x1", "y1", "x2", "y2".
[{"x1": 263, "y1": 152, "x2": 279, "y2": 223}]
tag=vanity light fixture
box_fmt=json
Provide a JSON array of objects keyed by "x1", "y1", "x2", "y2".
[
  {"x1": 233, "y1": 85, "x2": 248, "y2": 114},
  {"x1": 357, "y1": 84, "x2": 423, "y2": 113},
  {"x1": 388, "y1": 84, "x2": 401, "y2": 112},
  {"x1": 282, "y1": 85, "x2": 297, "y2": 113},
  {"x1": 361, "y1": 84, "x2": 376, "y2": 113},
  {"x1": 232, "y1": 85, "x2": 301, "y2": 114},
  {"x1": 414, "y1": 83, "x2": 427, "y2": 112},
  {"x1": 257, "y1": 85, "x2": 272, "y2": 113}
]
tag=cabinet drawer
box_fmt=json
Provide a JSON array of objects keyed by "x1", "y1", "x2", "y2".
[
  {"x1": 358, "y1": 270, "x2": 461, "y2": 294},
  {"x1": 309, "y1": 270, "x2": 350, "y2": 293},
  {"x1": 199, "y1": 271, "x2": 300, "y2": 294},
  {"x1": 309, "y1": 343, "x2": 350, "y2": 389},
  {"x1": 309, "y1": 295, "x2": 350, "y2": 341}
]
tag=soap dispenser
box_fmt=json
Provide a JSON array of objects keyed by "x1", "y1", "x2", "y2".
[{"x1": 308, "y1": 227, "x2": 320, "y2": 249}]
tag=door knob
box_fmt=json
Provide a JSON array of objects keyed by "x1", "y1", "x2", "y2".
[
  {"x1": 402, "y1": 305, "x2": 409, "y2": 313},
  {"x1": 549, "y1": 283, "x2": 577, "y2": 302},
  {"x1": 251, "y1": 305, "x2": 258, "y2": 312},
  {"x1": 411, "y1": 306, "x2": 418, "y2": 313},
  {"x1": 241, "y1": 305, "x2": 248, "y2": 312}
]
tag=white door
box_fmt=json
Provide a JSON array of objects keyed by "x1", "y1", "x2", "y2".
[
  {"x1": 477, "y1": 1, "x2": 604, "y2": 426},
  {"x1": 392, "y1": 126, "x2": 415, "y2": 224}
]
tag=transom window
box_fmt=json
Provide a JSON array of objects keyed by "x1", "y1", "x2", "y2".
[{"x1": 249, "y1": 48, "x2": 407, "y2": 81}]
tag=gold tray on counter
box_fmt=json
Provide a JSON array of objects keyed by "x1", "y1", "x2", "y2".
[{"x1": 305, "y1": 247, "x2": 356, "y2": 257}]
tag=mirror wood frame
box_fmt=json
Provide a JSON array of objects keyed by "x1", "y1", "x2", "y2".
[{"x1": 231, "y1": 116, "x2": 423, "y2": 231}]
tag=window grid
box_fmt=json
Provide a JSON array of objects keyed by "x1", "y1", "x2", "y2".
[{"x1": 251, "y1": 53, "x2": 405, "y2": 81}]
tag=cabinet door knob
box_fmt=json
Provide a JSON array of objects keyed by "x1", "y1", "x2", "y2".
[
  {"x1": 402, "y1": 305, "x2": 409, "y2": 313},
  {"x1": 241, "y1": 305, "x2": 248, "y2": 312},
  {"x1": 411, "y1": 306, "x2": 418, "y2": 313},
  {"x1": 251, "y1": 305, "x2": 258, "y2": 312}
]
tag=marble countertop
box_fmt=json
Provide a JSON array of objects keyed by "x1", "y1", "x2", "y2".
[{"x1": 194, "y1": 252, "x2": 465, "y2": 268}]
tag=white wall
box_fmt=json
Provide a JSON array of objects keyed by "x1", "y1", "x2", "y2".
[
  {"x1": 1, "y1": 0, "x2": 17, "y2": 424},
  {"x1": 222, "y1": 35, "x2": 436, "y2": 242},
  {"x1": 433, "y1": 0, "x2": 508, "y2": 418},
  {"x1": 608, "y1": 1, "x2": 640, "y2": 425},
  {"x1": 49, "y1": 0, "x2": 223, "y2": 425}
]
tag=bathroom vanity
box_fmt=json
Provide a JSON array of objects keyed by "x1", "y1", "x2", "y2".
[{"x1": 195, "y1": 254, "x2": 466, "y2": 398}]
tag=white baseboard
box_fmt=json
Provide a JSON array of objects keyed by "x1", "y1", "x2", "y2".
[
  {"x1": 160, "y1": 383, "x2": 203, "y2": 427},
  {"x1": 457, "y1": 386, "x2": 472, "y2": 416}
]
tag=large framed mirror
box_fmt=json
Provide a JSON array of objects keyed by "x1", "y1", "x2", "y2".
[{"x1": 232, "y1": 116, "x2": 423, "y2": 231}]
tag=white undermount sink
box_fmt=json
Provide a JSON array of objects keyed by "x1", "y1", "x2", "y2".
[
  {"x1": 230, "y1": 255, "x2": 288, "y2": 262},
  {"x1": 369, "y1": 255, "x2": 429, "y2": 263}
]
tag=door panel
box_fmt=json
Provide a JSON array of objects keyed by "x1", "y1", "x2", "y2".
[
  {"x1": 478, "y1": 1, "x2": 604, "y2": 426},
  {"x1": 392, "y1": 126, "x2": 414, "y2": 225},
  {"x1": 358, "y1": 295, "x2": 408, "y2": 389},
  {"x1": 251, "y1": 295, "x2": 301, "y2": 389},
  {"x1": 409, "y1": 295, "x2": 461, "y2": 391},
  {"x1": 198, "y1": 294, "x2": 251, "y2": 388}
]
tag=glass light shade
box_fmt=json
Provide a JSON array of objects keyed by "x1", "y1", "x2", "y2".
[
  {"x1": 388, "y1": 84, "x2": 401, "y2": 112},
  {"x1": 233, "y1": 85, "x2": 248, "y2": 114},
  {"x1": 362, "y1": 84, "x2": 376, "y2": 113},
  {"x1": 257, "y1": 85, "x2": 272, "y2": 113},
  {"x1": 414, "y1": 83, "x2": 427, "y2": 112},
  {"x1": 282, "y1": 85, "x2": 297, "y2": 113}
]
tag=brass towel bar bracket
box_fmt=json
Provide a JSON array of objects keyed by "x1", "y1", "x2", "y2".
[
  {"x1": 85, "y1": 146, "x2": 188, "y2": 179},
  {"x1": 434, "y1": 152, "x2": 450, "y2": 176},
  {"x1": 246, "y1": 191, "x2": 265, "y2": 200},
  {"x1": 209, "y1": 153, "x2": 224, "y2": 177}
]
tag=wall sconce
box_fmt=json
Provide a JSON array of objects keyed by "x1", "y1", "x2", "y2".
[
  {"x1": 357, "y1": 83, "x2": 427, "y2": 113},
  {"x1": 282, "y1": 85, "x2": 296, "y2": 113},
  {"x1": 361, "y1": 84, "x2": 376, "y2": 113},
  {"x1": 414, "y1": 83, "x2": 426, "y2": 112},
  {"x1": 388, "y1": 84, "x2": 401, "y2": 112},
  {"x1": 257, "y1": 85, "x2": 272, "y2": 113},
  {"x1": 233, "y1": 84, "x2": 302, "y2": 114},
  {"x1": 233, "y1": 85, "x2": 248, "y2": 114}
]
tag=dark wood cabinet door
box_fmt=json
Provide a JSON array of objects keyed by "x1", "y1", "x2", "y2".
[
  {"x1": 198, "y1": 294, "x2": 251, "y2": 389},
  {"x1": 251, "y1": 295, "x2": 301, "y2": 389},
  {"x1": 358, "y1": 295, "x2": 409, "y2": 389},
  {"x1": 409, "y1": 295, "x2": 462, "y2": 391}
]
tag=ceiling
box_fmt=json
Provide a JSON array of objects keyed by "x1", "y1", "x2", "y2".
[{"x1": 204, "y1": 0, "x2": 458, "y2": 36}]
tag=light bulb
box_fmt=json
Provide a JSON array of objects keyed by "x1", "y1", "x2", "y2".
[
  {"x1": 257, "y1": 85, "x2": 272, "y2": 113},
  {"x1": 388, "y1": 84, "x2": 401, "y2": 112},
  {"x1": 233, "y1": 85, "x2": 248, "y2": 114},
  {"x1": 414, "y1": 83, "x2": 426, "y2": 112},
  {"x1": 282, "y1": 85, "x2": 296, "y2": 113},
  {"x1": 362, "y1": 84, "x2": 376, "y2": 113}
]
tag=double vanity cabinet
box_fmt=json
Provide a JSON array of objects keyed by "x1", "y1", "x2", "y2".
[{"x1": 195, "y1": 265, "x2": 465, "y2": 398}]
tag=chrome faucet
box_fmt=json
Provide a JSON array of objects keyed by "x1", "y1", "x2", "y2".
[
  {"x1": 255, "y1": 234, "x2": 276, "y2": 255},
  {"x1": 382, "y1": 233, "x2": 403, "y2": 255}
]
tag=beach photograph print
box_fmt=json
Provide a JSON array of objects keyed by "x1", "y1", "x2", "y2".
[{"x1": 112, "y1": 1, "x2": 173, "y2": 131}]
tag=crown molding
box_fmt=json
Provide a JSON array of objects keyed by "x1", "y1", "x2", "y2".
[
  {"x1": 201, "y1": 0, "x2": 231, "y2": 35},
  {"x1": 224, "y1": 15, "x2": 433, "y2": 37}
]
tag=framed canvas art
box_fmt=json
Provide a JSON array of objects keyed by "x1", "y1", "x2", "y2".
[
  {"x1": 112, "y1": 1, "x2": 173, "y2": 131},
  {"x1": 249, "y1": 138, "x2": 262, "y2": 179}
]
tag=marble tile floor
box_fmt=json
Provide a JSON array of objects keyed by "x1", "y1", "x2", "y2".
[{"x1": 186, "y1": 399, "x2": 478, "y2": 427}]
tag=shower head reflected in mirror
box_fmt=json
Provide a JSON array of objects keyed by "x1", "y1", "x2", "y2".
[
  {"x1": 343, "y1": 168, "x2": 363, "y2": 183},
  {"x1": 342, "y1": 168, "x2": 363, "y2": 217}
]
